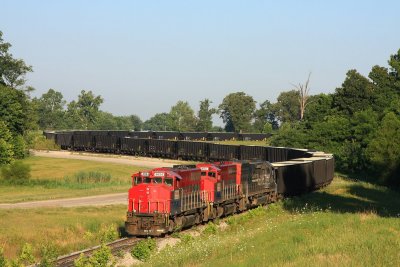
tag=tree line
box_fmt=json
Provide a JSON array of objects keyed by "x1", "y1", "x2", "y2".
[
  {"x1": 268, "y1": 51, "x2": 400, "y2": 188},
  {"x1": 0, "y1": 30, "x2": 399, "y2": 188}
]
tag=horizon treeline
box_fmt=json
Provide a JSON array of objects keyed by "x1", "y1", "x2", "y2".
[{"x1": 1, "y1": 30, "x2": 399, "y2": 188}]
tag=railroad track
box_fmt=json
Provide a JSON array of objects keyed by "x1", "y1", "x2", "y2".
[{"x1": 54, "y1": 237, "x2": 140, "y2": 267}]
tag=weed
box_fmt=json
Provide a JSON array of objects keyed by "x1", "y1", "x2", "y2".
[
  {"x1": 74, "y1": 244, "x2": 114, "y2": 267},
  {"x1": 18, "y1": 243, "x2": 35, "y2": 265},
  {"x1": 99, "y1": 224, "x2": 119, "y2": 243},
  {"x1": 131, "y1": 238, "x2": 156, "y2": 261},
  {"x1": 38, "y1": 243, "x2": 58, "y2": 267},
  {"x1": 225, "y1": 216, "x2": 236, "y2": 226},
  {"x1": 180, "y1": 234, "x2": 194, "y2": 244},
  {"x1": 203, "y1": 222, "x2": 217, "y2": 236},
  {"x1": 115, "y1": 249, "x2": 124, "y2": 259},
  {"x1": 170, "y1": 232, "x2": 181, "y2": 238},
  {"x1": 71, "y1": 171, "x2": 112, "y2": 184}
]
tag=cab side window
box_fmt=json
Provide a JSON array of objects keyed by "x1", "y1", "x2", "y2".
[{"x1": 165, "y1": 178, "x2": 173, "y2": 186}]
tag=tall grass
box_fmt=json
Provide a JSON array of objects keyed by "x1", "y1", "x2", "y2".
[
  {"x1": 0, "y1": 171, "x2": 128, "y2": 189},
  {"x1": 66, "y1": 171, "x2": 112, "y2": 184},
  {"x1": 0, "y1": 156, "x2": 144, "y2": 203},
  {"x1": 0, "y1": 206, "x2": 126, "y2": 260}
]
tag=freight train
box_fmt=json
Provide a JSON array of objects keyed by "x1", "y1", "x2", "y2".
[
  {"x1": 44, "y1": 130, "x2": 269, "y2": 144},
  {"x1": 125, "y1": 154, "x2": 334, "y2": 236},
  {"x1": 46, "y1": 130, "x2": 307, "y2": 162},
  {"x1": 43, "y1": 130, "x2": 334, "y2": 236}
]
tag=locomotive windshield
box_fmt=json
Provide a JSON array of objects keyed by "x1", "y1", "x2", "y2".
[
  {"x1": 164, "y1": 177, "x2": 173, "y2": 186},
  {"x1": 143, "y1": 177, "x2": 151, "y2": 184},
  {"x1": 133, "y1": 176, "x2": 142, "y2": 185},
  {"x1": 153, "y1": 178, "x2": 162, "y2": 184}
]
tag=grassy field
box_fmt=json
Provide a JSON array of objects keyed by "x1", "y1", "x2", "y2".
[
  {"x1": 0, "y1": 156, "x2": 145, "y2": 203},
  {"x1": 0, "y1": 205, "x2": 126, "y2": 260},
  {"x1": 146, "y1": 176, "x2": 400, "y2": 266},
  {"x1": 26, "y1": 156, "x2": 140, "y2": 181}
]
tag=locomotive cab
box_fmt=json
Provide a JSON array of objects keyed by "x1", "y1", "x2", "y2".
[
  {"x1": 126, "y1": 169, "x2": 180, "y2": 236},
  {"x1": 196, "y1": 163, "x2": 221, "y2": 202}
]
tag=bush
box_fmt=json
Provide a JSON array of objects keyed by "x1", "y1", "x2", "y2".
[
  {"x1": 19, "y1": 243, "x2": 35, "y2": 265},
  {"x1": 1, "y1": 161, "x2": 31, "y2": 185},
  {"x1": 131, "y1": 238, "x2": 156, "y2": 261},
  {"x1": 38, "y1": 244, "x2": 58, "y2": 267},
  {"x1": 74, "y1": 244, "x2": 114, "y2": 267},
  {"x1": 24, "y1": 131, "x2": 60, "y2": 151},
  {"x1": 99, "y1": 224, "x2": 119, "y2": 243}
]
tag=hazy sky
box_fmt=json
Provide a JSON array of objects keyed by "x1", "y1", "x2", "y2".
[{"x1": 2, "y1": 1, "x2": 400, "y2": 124}]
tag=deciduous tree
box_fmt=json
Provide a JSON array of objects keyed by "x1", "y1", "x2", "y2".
[
  {"x1": 333, "y1": 70, "x2": 373, "y2": 115},
  {"x1": 253, "y1": 100, "x2": 278, "y2": 132},
  {"x1": 0, "y1": 120, "x2": 14, "y2": 164},
  {"x1": 0, "y1": 84, "x2": 32, "y2": 135},
  {"x1": 35, "y1": 89, "x2": 66, "y2": 129},
  {"x1": 143, "y1": 113, "x2": 172, "y2": 131},
  {"x1": 366, "y1": 112, "x2": 400, "y2": 186},
  {"x1": 219, "y1": 92, "x2": 256, "y2": 132},
  {"x1": 66, "y1": 90, "x2": 103, "y2": 129},
  {"x1": 273, "y1": 90, "x2": 300, "y2": 123},
  {"x1": 168, "y1": 101, "x2": 197, "y2": 131},
  {"x1": 0, "y1": 31, "x2": 32, "y2": 88},
  {"x1": 196, "y1": 99, "x2": 216, "y2": 132}
]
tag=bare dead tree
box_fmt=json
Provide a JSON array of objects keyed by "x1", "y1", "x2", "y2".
[{"x1": 292, "y1": 72, "x2": 312, "y2": 120}]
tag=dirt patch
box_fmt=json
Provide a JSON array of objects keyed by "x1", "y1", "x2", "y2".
[
  {"x1": 116, "y1": 252, "x2": 142, "y2": 267},
  {"x1": 157, "y1": 237, "x2": 180, "y2": 251}
]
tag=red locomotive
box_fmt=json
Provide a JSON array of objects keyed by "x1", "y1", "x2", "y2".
[{"x1": 125, "y1": 160, "x2": 276, "y2": 236}]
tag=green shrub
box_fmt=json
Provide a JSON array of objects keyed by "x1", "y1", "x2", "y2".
[
  {"x1": 1, "y1": 161, "x2": 31, "y2": 185},
  {"x1": 24, "y1": 131, "x2": 60, "y2": 151},
  {"x1": 74, "y1": 244, "x2": 114, "y2": 267},
  {"x1": 131, "y1": 238, "x2": 156, "y2": 261},
  {"x1": 38, "y1": 244, "x2": 58, "y2": 267},
  {"x1": 19, "y1": 243, "x2": 35, "y2": 265},
  {"x1": 203, "y1": 222, "x2": 217, "y2": 235},
  {"x1": 99, "y1": 224, "x2": 119, "y2": 243}
]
